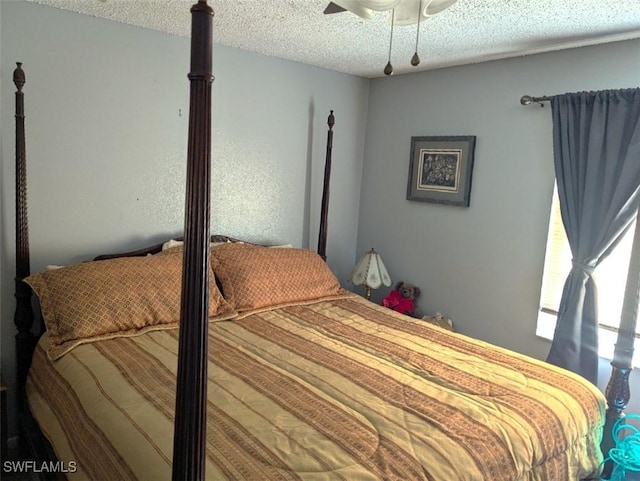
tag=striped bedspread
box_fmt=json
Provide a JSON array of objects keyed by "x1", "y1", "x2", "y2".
[{"x1": 28, "y1": 295, "x2": 605, "y2": 480}]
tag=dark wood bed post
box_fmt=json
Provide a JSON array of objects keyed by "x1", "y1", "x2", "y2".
[
  {"x1": 171, "y1": 1, "x2": 214, "y2": 480},
  {"x1": 600, "y1": 218, "x2": 640, "y2": 477},
  {"x1": 317, "y1": 110, "x2": 335, "y2": 261},
  {"x1": 13, "y1": 62, "x2": 36, "y2": 406}
]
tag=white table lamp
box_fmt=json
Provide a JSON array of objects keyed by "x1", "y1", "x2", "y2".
[{"x1": 349, "y1": 248, "x2": 391, "y2": 299}]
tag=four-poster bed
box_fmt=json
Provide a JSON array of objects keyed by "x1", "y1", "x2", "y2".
[{"x1": 12, "y1": 1, "x2": 613, "y2": 480}]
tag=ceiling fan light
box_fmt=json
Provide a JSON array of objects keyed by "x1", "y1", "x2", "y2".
[
  {"x1": 332, "y1": 0, "x2": 374, "y2": 19},
  {"x1": 358, "y1": 0, "x2": 403, "y2": 11},
  {"x1": 423, "y1": 0, "x2": 458, "y2": 16},
  {"x1": 393, "y1": 0, "x2": 428, "y2": 26}
]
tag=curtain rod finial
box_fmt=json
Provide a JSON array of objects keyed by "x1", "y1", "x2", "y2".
[
  {"x1": 521, "y1": 94, "x2": 550, "y2": 107},
  {"x1": 520, "y1": 95, "x2": 533, "y2": 106}
]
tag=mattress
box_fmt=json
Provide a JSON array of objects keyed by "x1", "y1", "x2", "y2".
[{"x1": 27, "y1": 295, "x2": 605, "y2": 480}]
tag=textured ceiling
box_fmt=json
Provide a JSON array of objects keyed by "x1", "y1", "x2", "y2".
[{"x1": 27, "y1": 0, "x2": 640, "y2": 78}]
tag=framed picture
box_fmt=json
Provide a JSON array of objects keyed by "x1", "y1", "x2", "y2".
[{"x1": 406, "y1": 136, "x2": 476, "y2": 207}]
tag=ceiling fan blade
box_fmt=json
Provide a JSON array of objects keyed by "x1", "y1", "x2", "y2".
[
  {"x1": 324, "y1": 2, "x2": 347, "y2": 14},
  {"x1": 325, "y1": 1, "x2": 374, "y2": 20}
]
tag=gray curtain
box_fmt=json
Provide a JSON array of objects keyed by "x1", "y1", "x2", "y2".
[{"x1": 547, "y1": 88, "x2": 640, "y2": 384}]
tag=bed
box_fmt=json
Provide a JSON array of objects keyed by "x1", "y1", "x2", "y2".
[
  {"x1": 26, "y1": 271, "x2": 605, "y2": 480},
  {"x1": 12, "y1": 1, "x2": 611, "y2": 480}
]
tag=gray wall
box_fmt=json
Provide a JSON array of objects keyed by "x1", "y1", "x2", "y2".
[
  {"x1": 0, "y1": 0, "x2": 368, "y2": 436},
  {"x1": 358, "y1": 38, "x2": 640, "y2": 401}
]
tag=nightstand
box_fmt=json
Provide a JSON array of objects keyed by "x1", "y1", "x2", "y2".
[{"x1": 1, "y1": 380, "x2": 6, "y2": 461}]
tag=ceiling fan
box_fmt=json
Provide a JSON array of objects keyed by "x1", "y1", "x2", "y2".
[
  {"x1": 324, "y1": 0, "x2": 459, "y2": 75},
  {"x1": 323, "y1": 0, "x2": 458, "y2": 26}
]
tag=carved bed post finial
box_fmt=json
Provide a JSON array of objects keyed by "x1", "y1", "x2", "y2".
[
  {"x1": 327, "y1": 109, "x2": 335, "y2": 130},
  {"x1": 14, "y1": 62, "x2": 25, "y2": 92},
  {"x1": 601, "y1": 362, "x2": 633, "y2": 478},
  {"x1": 14, "y1": 61, "x2": 36, "y2": 404},
  {"x1": 317, "y1": 110, "x2": 335, "y2": 262}
]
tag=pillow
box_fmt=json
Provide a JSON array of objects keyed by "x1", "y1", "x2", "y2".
[
  {"x1": 209, "y1": 243, "x2": 343, "y2": 316},
  {"x1": 162, "y1": 239, "x2": 183, "y2": 251},
  {"x1": 24, "y1": 249, "x2": 236, "y2": 360},
  {"x1": 46, "y1": 265, "x2": 65, "y2": 270},
  {"x1": 160, "y1": 238, "x2": 289, "y2": 253},
  {"x1": 161, "y1": 239, "x2": 229, "y2": 251}
]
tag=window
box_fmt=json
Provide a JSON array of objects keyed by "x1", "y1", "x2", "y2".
[{"x1": 537, "y1": 185, "x2": 639, "y2": 361}]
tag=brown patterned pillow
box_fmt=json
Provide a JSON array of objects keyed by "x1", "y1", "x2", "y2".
[
  {"x1": 24, "y1": 250, "x2": 236, "y2": 360},
  {"x1": 210, "y1": 243, "x2": 342, "y2": 315}
]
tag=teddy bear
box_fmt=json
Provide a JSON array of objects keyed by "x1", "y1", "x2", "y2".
[{"x1": 382, "y1": 281, "x2": 420, "y2": 316}]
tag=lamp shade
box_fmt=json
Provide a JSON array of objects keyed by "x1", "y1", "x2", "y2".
[{"x1": 349, "y1": 249, "x2": 392, "y2": 296}]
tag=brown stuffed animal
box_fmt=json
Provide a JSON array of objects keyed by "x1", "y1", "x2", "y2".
[{"x1": 382, "y1": 281, "x2": 421, "y2": 316}]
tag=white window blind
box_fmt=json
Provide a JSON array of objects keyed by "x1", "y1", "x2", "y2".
[{"x1": 539, "y1": 185, "x2": 636, "y2": 333}]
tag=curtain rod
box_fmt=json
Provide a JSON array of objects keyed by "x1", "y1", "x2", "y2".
[{"x1": 520, "y1": 95, "x2": 552, "y2": 107}]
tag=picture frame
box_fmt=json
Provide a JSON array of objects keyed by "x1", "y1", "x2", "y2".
[{"x1": 406, "y1": 135, "x2": 476, "y2": 207}]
